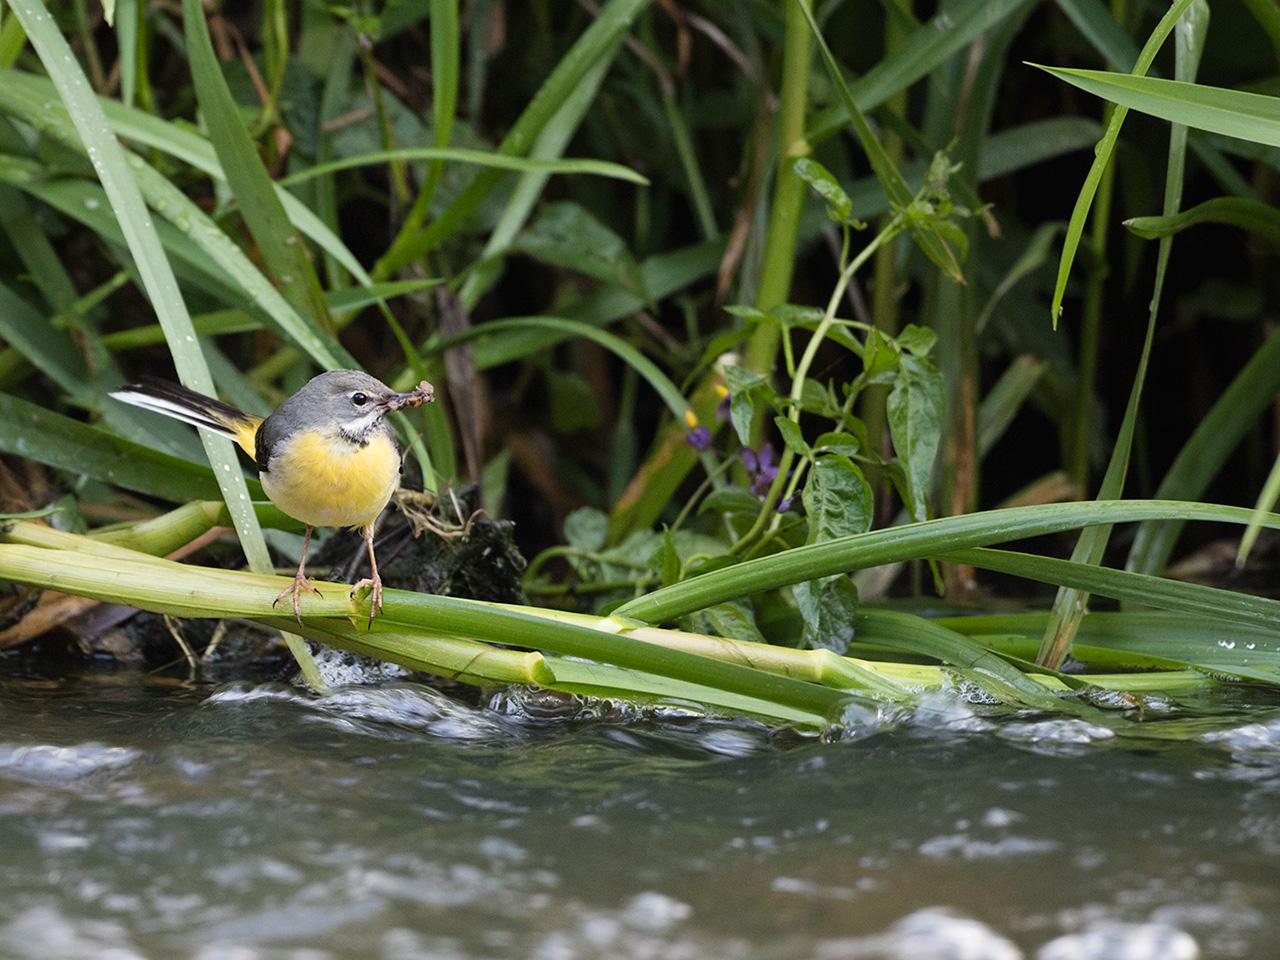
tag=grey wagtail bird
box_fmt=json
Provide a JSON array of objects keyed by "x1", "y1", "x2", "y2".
[{"x1": 111, "y1": 371, "x2": 435, "y2": 625}]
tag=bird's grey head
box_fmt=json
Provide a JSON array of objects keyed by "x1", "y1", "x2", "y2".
[{"x1": 280, "y1": 370, "x2": 431, "y2": 443}]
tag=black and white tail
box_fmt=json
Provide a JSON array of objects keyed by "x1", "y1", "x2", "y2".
[{"x1": 110, "y1": 377, "x2": 261, "y2": 455}]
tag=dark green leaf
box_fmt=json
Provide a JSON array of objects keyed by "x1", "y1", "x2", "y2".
[
  {"x1": 793, "y1": 575, "x2": 860, "y2": 654},
  {"x1": 888, "y1": 354, "x2": 945, "y2": 522},
  {"x1": 769, "y1": 304, "x2": 825, "y2": 328},
  {"x1": 802, "y1": 454, "x2": 874, "y2": 543},
  {"x1": 0, "y1": 280, "x2": 90, "y2": 401},
  {"x1": 511, "y1": 201, "x2": 648, "y2": 297},
  {"x1": 863, "y1": 328, "x2": 901, "y2": 379}
]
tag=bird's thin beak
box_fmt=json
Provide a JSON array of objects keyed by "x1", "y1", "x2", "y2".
[{"x1": 382, "y1": 380, "x2": 436, "y2": 412}]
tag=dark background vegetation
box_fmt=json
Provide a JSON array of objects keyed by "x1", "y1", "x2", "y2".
[{"x1": 1, "y1": 0, "x2": 1276, "y2": 581}]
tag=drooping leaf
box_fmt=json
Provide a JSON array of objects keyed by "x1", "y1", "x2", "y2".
[
  {"x1": 724, "y1": 365, "x2": 770, "y2": 447},
  {"x1": 793, "y1": 157, "x2": 856, "y2": 224},
  {"x1": 279, "y1": 147, "x2": 648, "y2": 186},
  {"x1": 888, "y1": 354, "x2": 945, "y2": 522},
  {"x1": 773, "y1": 416, "x2": 812, "y2": 459}
]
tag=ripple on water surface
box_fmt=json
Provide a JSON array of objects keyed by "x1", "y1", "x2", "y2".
[{"x1": 1, "y1": 671, "x2": 1278, "y2": 959}]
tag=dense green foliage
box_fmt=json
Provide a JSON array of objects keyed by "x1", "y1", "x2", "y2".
[{"x1": 0, "y1": 0, "x2": 1278, "y2": 725}]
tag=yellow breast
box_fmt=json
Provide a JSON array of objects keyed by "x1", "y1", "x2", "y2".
[{"x1": 259, "y1": 428, "x2": 401, "y2": 529}]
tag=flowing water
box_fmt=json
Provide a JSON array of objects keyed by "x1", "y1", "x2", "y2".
[{"x1": 2, "y1": 656, "x2": 1279, "y2": 960}]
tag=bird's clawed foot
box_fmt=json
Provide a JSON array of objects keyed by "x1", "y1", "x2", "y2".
[
  {"x1": 273, "y1": 572, "x2": 323, "y2": 626},
  {"x1": 350, "y1": 572, "x2": 383, "y2": 628}
]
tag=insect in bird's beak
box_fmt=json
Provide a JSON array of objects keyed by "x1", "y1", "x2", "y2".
[{"x1": 382, "y1": 380, "x2": 435, "y2": 412}]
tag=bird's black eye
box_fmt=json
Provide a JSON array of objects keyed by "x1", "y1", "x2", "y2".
[{"x1": 352, "y1": 392, "x2": 368, "y2": 406}]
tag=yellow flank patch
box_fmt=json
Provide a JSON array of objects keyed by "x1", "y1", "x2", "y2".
[{"x1": 259, "y1": 428, "x2": 401, "y2": 529}]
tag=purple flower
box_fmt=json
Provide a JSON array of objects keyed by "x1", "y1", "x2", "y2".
[
  {"x1": 742, "y1": 443, "x2": 778, "y2": 498},
  {"x1": 685, "y1": 426, "x2": 712, "y2": 450},
  {"x1": 776, "y1": 497, "x2": 793, "y2": 514}
]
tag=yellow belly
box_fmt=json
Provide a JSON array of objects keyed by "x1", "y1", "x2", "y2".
[{"x1": 259, "y1": 429, "x2": 400, "y2": 529}]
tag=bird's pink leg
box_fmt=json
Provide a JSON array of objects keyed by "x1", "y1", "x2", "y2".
[
  {"x1": 272, "y1": 525, "x2": 323, "y2": 625},
  {"x1": 349, "y1": 523, "x2": 383, "y2": 628}
]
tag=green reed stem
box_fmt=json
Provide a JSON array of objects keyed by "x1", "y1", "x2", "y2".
[{"x1": 744, "y1": 0, "x2": 812, "y2": 374}]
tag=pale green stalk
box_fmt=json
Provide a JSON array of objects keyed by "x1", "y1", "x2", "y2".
[{"x1": 744, "y1": 0, "x2": 812, "y2": 373}]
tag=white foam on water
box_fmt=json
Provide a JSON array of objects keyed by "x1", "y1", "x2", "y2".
[
  {"x1": 0, "y1": 742, "x2": 139, "y2": 787},
  {"x1": 1036, "y1": 921, "x2": 1198, "y2": 960},
  {"x1": 816, "y1": 908, "x2": 1023, "y2": 960}
]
